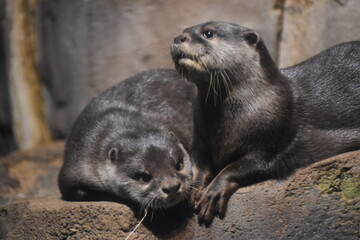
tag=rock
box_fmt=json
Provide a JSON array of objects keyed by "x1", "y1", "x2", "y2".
[
  {"x1": 0, "y1": 0, "x2": 16, "y2": 157},
  {"x1": 1, "y1": 148, "x2": 359, "y2": 239},
  {"x1": 5, "y1": 0, "x2": 53, "y2": 151},
  {"x1": 0, "y1": 142, "x2": 64, "y2": 206},
  {"x1": 0, "y1": 195, "x2": 145, "y2": 240},
  {"x1": 278, "y1": 0, "x2": 360, "y2": 67}
]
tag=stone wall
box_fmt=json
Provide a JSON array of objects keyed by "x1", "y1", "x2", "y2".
[
  {"x1": 0, "y1": 0, "x2": 15, "y2": 156},
  {"x1": 279, "y1": 0, "x2": 360, "y2": 67},
  {"x1": 38, "y1": 0, "x2": 281, "y2": 139},
  {"x1": 1, "y1": 0, "x2": 360, "y2": 153}
]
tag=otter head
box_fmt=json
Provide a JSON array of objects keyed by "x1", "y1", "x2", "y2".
[
  {"x1": 97, "y1": 129, "x2": 192, "y2": 209},
  {"x1": 171, "y1": 21, "x2": 267, "y2": 86}
]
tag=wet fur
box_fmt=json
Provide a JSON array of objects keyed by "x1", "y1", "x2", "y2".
[
  {"x1": 58, "y1": 69, "x2": 196, "y2": 211},
  {"x1": 171, "y1": 21, "x2": 360, "y2": 226}
]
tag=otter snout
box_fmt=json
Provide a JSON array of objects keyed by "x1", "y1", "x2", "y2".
[
  {"x1": 162, "y1": 181, "x2": 181, "y2": 196},
  {"x1": 173, "y1": 32, "x2": 191, "y2": 44},
  {"x1": 173, "y1": 35, "x2": 188, "y2": 44}
]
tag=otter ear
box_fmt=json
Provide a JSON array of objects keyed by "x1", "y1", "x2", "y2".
[
  {"x1": 244, "y1": 31, "x2": 260, "y2": 47},
  {"x1": 168, "y1": 131, "x2": 179, "y2": 141},
  {"x1": 108, "y1": 148, "x2": 118, "y2": 162}
]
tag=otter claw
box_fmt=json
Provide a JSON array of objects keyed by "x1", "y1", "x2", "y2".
[
  {"x1": 195, "y1": 180, "x2": 234, "y2": 226},
  {"x1": 195, "y1": 192, "x2": 222, "y2": 226}
]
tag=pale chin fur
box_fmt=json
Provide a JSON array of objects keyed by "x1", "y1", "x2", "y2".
[{"x1": 179, "y1": 58, "x2": 205, "y2": 71}]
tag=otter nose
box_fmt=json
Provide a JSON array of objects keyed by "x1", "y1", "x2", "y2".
[
  {"x1": 162, "y1": 182, "x2": 181, "y2": 195},
  {"x1": 173, "y1": 35, "x2": 188, "y2": 44}
]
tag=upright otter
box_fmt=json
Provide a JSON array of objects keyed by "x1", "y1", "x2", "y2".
[
  {"x1": 171, "y1": 21, "x2": 360, "y2": 225},
  {"x1": 58, "y1": 69, "x2": 196, "y2": 210}
]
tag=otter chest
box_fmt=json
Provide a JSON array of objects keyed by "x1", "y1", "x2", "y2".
[{"x1": 207, "y1": 102, "x2": 248, "y2": 170}]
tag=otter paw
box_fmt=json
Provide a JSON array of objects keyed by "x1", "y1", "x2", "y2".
[
  {"x1": 194, "y1": 185, "x2": 229, "y2": 227},
  {"x1": 189, "y1": 187, "x2": 202, "y2": 207}
]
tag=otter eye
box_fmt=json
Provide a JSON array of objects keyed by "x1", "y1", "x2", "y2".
[
  {"x1": 175, "y1": 160, "x2": 183, "y2": 171},
  {"x1": 135, "y1": 173, "x2": 153, "y2": 183},
  {"x1": 203, "y1": 30, "x2": 214, "y2": 39}
]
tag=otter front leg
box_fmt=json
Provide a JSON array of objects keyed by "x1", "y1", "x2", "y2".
[
  {"x1": 190, "y1": 150, "x2": 214, "y2": 205},
  {"x1": 189, "y1": 133, "x2": 214, "y2": 204},
  {"x1": 195, "y1": 155, "x2": 270, "y2": 226}
]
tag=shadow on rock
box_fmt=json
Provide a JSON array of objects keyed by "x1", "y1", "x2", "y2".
[{"x1": 131, "y1": 200, "x2": 193, "y2": 237}]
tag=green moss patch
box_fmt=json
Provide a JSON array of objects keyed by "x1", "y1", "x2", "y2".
[{"x1": 316, "y1": 167, "x2": 360, "y2": 201}]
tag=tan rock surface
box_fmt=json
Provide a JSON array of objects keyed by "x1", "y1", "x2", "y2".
[
  {"x1": 1, "y1": 144, "x2": 359, "y2": 239},
  {"x1": 279, "y1": 0, "x2": 360, "y2": 68},
  {"x1": 0, "y1": 142, "x2": 64, "y2": 206}
]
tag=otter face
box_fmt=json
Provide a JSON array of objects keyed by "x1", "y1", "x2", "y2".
[
  {"x1": 97, "y1": 131, "x2": 192, "y2": 209},
  {"x1": 171, "y1": 21, "x2": 261, "y2": 81}
]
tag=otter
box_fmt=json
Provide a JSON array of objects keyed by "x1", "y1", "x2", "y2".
[
  {"x1": 58, "y1": 69, "x2": 196, "y2": 211},
  {"x1": 171, "y1": 21, "x2": 360, "y2": 225}
]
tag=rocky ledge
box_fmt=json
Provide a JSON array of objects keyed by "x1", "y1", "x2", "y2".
[{"x1": 0, "y1": 144, "x2": 359, "y2": 239}]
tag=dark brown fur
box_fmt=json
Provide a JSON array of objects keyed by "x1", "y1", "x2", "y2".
[
  {"x1": 58, "y1": 69, "x2": 196, "y2": 211},
  {"x1": 171, "y1": 21, "x2": 360, "y2": 226}
]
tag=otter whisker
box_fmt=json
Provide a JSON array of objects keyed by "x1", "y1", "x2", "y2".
[
  {"x1": 184, "y1": 188, "x2": 192, "y2": 202},
  {"x1": 194, "y1": 58, "x2": 215, "y2": 105},
  {"x1": 217, "y1": 71, "x2": 223, "y2": 105},
  {"x1": 140, "y1": 197, "x2": 152, "y2": 215},
  {"x1": 139, "y1": 200, "x2": 146, "y2": 214},
  {"x1": 153, "y1": 198, "x2": 158, "y2": 211},
  {"x1": 212, "y1": 72, "x2": 218, "y2": 97},
  {"x1": 147, "y1": 197, "x2": 156, "y2": 221},
  {"x1": 219, "y1": 70, "x2": 230, "y2": 97},
  {"x1": 159, "y1": 200, "x2": 166, "y2": 214},
  {"x1": 208, "y1": 70, "x2": 218, "y2": 106},
  {"x1": 198, "y1": 56, "x2": 208, "y2": 72},
  {"x1": 205, "y1": 71, "x2": 213, "y2": 103},
  {"x1": 213, "y1": 71, "x2": 218, "y2": 106},
  {"x1": 219, "y1": 70, "x2": 229, "y2": 96},
  {"x1": 223, "y1": 70, "x2": 233, "y2": 92},
  {"x1": 187, "y1": 67, "x2": 196, "y2": 82},
  {"x1": 211, "y1": 71, "x2": 221, "y2": 106},
  {"x1": 150, "y1": 197, "x2": 155, "y2": 209},
  {"x1": 153, "y1": 198, "x2": 165, "y2": 215}
]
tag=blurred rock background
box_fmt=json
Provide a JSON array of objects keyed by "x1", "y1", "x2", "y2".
[{"x1": 0, "y1": 0, "x2": 360, "y2": 156}]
